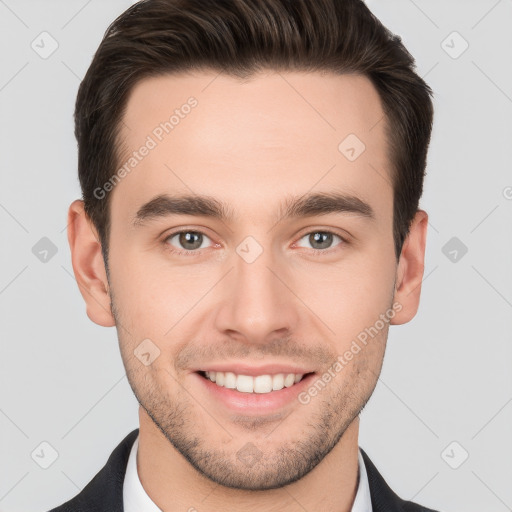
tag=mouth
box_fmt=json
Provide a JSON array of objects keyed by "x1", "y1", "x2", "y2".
[
  {"x1": 196, "y1": 370, "x2": 316, "y2": 394},
  {"x1": 191, "y1": 363, "x2": 318, "y2": 415}
]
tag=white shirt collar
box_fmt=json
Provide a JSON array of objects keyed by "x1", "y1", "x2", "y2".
[
  {"x1": 123, "y1": 435, "x2": 162, "y2": 512},
  {"x1": 352, "y1": 444, "x2": 373, "y2": 512},
  {"x1": 123, "y1": 434, "x2": 372, "y2": 511}
]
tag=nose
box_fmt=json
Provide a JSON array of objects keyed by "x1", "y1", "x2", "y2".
[{"x1": 213, "y1": 242, "x2": 300, "y2": 346}]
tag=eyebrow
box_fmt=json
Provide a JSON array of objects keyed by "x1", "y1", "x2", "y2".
[{"x1": 132, "y1": 191, "x2": 375, "y2": 227}]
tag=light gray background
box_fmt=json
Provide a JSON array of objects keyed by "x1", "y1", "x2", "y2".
[{"x1": 1, "y1": 0, "x2": 511, "y2": 511}]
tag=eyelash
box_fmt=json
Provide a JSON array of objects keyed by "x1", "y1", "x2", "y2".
[{"x1": 162, "y1": 228, "x2": 349, "y2": 257}]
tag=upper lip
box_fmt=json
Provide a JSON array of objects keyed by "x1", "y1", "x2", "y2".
[{"x1": 195, "y1": 363, "x2": 315, "y2": 377}]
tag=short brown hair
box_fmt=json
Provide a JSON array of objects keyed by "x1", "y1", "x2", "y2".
[{"x1": 75, "y1": 0, "x2": 434, "y2": 264}]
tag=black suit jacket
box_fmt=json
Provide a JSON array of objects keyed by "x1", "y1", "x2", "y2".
[{"x1": 48, "y1": 428, "x2": 440, "y2": 512}]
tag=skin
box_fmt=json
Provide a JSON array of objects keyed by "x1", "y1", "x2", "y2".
[{"x1": 67, "y1": 70, "x2": 428, "y2": 512}]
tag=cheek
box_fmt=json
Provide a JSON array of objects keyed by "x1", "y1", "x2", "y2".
[
  {"x1": 108, "y1": 275, "x2": 161, "y2": 344},
  {"x1": 299, "y1": 252, "x2": 396, "y2": 343},
  {"x1": 109, "y1": 252, "x2": 216, "y2": 352}
]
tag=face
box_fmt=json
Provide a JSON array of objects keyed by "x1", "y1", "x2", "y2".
[{"x1": 71, "y1": 70, "x2": 426, "y2": 491}]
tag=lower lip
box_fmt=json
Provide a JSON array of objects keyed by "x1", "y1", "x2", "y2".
[{"x1": 192, "y1": 371, "x2": 316, "y2": 415}]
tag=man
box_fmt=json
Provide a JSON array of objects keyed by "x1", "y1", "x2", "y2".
[{"x1": 50, "y1": 0, "x2": 439, "y2": 510}]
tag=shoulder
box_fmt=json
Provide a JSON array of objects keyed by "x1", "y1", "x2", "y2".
[
  {"x1": 360, "y1": 448, "x2": 442, "y2": 512},
  {"x1": 47, "y1": 428, "x2": 139, "y2": 512}
]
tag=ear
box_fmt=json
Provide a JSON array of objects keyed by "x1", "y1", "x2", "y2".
[
  {"x1": 67, "y1": 199, "x2": 115, "y2": 327},
  {"x1": 390, "y1": 209, "x2": 428, "y2": 325}
]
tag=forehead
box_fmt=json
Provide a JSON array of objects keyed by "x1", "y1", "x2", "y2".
[{"x1": 111, "y1": 70, "x2": 392, "y2": 224}]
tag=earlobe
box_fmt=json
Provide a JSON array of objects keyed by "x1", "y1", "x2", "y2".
[
  {"x1": 67, "y1": 199, "x2": 116, "y2": 327},
  {"x1": 390, "y1": 210, "x2": 428, "y2": 325}
]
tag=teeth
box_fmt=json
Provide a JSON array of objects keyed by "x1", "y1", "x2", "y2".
[
  {"x1": 204, "y1": 371, "x2": 305, "y2": 393},
  {"x1": 272, "y1": 373, "x2": 284, "y2": 390},
  {"x1": 237, "y1": 375, "x2": 254, "y2": 393},
  {"x1": 224, "y1": 372, "x2": 237, "y2": 389}
]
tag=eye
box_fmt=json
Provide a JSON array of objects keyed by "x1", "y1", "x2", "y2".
[
  {"x1": 295, "y1": 230, "x2": 346, "y2": 251},
  {"x1": 164, "y1": 230, "x2": 214, "y2": 254},
  {"x1": 162, "y1": 228, "x2": 347, "y2": 257}
]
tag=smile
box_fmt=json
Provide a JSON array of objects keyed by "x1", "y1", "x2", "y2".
[{"x1": 201, "y1": 370, "x2": 308, "y2": 394}]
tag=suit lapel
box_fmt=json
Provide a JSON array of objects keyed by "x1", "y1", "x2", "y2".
[
  {"x1": 360, "y1": 447, "x2": 407, "y2": 511},
  {"x1": 360, "y1": 448, "x2": 439, "y2": 512},
  {"x1": 48, "y1": 428, "x2": 139, "y2": 512}
]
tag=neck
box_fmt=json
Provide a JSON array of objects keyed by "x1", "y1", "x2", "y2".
[{"x1": 136, "y1": 407, "x2": 361, "y2": 512}]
